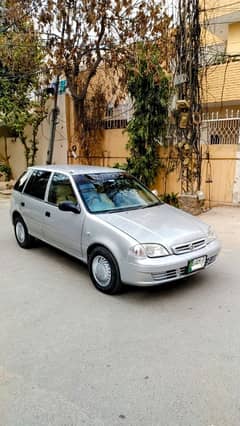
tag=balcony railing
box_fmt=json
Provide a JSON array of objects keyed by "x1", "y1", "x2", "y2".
[{"x1": 103, "y1": 103, "x2": 133, "y2": 129}]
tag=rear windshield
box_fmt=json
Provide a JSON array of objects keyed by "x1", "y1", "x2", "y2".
[{"x1": 73, "y1": 172, "x2": 161, "y2": 213}]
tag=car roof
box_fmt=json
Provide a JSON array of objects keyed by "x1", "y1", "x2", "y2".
[{"x1": 28, "y1": 165, "x2": 123, "y2": 175}]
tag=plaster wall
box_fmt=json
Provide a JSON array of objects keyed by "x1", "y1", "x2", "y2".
[{"x1": 0, "y1": 95, "x2": 68, "y2": 179}]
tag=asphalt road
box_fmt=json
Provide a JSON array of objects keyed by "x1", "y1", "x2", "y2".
[{"x1": 1, "y1": 199, "x2": 240, "y2": 426}]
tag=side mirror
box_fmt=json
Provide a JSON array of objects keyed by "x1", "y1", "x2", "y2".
[{"x1": 58, "y1": 201, "x2": 81, "y2": 214}]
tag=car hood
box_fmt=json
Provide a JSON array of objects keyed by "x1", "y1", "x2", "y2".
[{"x1": 99, "y1": 204, "x2": 208, "y2": 248}]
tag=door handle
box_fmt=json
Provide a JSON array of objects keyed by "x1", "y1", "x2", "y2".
[
  {"x1": 45, "y1": 211, "x2": 51, "y2": 217},
  {"x1": 20, "y1": 202, "x2": 25, "y2": 207}
]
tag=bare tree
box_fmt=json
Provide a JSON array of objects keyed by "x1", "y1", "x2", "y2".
[{"x1": 29, "y1": 0, "x2": 172, "y2": 161}]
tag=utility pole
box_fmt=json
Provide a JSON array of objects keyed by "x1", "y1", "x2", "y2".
[
  {"x1": 46, "y1": 75, "x2": 60, "y2": 164},
  {"x1": 46, "y1": 16, "x2": 66, "y2": 165},
  {"x1": 175, "y1": 0, "x2": 202, "y2": 194}
]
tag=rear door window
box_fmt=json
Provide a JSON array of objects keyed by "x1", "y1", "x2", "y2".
[
  {"x1": 23, "y1": 170, "x2": 51, "y2": 200},
  {"x1": 14, "y1": 170, "x2": 31, "y2": 193}
]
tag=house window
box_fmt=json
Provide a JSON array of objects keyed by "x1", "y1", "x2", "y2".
[{"x1": 210, "y1": 134, "x2": 220, "y2": 144}]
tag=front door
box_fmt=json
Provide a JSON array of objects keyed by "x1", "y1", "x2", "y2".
[{"x1": 43, "y1": 172, "x2": 85, "y2": 258}]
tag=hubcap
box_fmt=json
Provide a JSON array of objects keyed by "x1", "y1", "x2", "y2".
[
  {"x1": 92, "y1": 255, "x2": 112, "y2": 287},
  {"x1": 16, "y1": 221, "x2": 25, "y2": 244}
]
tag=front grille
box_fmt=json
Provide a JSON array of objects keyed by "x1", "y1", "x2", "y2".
[
  {"x1": 172, "y1": 239, "x2": 206, "y2": 255},
  {"x1": 151, "y1": 267, "x2": 187, "y2": 282}
]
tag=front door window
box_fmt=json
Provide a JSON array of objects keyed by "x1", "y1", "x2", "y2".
[{"x1": 48, "y1": 173, "x2": 78, "y2": 205}]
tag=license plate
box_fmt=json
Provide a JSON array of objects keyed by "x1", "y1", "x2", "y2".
[{"x1": 188, "y1": 256, "x2": 206, "y2": 273}]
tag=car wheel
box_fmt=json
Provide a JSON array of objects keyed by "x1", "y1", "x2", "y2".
[
  {"x1": 88, "y1": 246, "x2": 123, "y2": 294},
  {"x1": 14, "y1": 216, "x2": 34, "y2": 249}
]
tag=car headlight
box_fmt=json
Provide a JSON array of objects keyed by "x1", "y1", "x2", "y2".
[
  {"x1": 207, "y1": 225, "x2": 217, "y2": 243},
  {"x1": 129, "y1": 243, "x2": 169, "y2": 258}
]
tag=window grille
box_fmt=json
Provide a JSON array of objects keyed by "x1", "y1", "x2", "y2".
[{"x1": 201, "y1": 110, "x2": 240, "y2": 145}]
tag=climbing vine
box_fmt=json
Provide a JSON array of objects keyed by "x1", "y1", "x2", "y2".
[{"x1": 125, "y1": 45, "x2": 171, "y2": 187}]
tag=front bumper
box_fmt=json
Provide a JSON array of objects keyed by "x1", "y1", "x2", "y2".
[{"x1": 120, "y1": 239, "x2": 221, "y2": 286}]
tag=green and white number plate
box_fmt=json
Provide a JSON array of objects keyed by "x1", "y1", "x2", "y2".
[{"x1": 188, "y1": 256, "x2": 206, "y2": 273}]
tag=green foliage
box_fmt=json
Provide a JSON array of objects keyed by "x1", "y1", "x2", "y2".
[
  {"x1": 0, "y1": 164, "x2": 12, "y2": 181},
  {"x1": 126, "y1": 44, "x2": 171, "y2": 187},
  {"x1": 113, "y1": 162, "x2": 127, "y2": 170},
  {"x1": 161, "y1": 192, "x2": 179, "y2": 208},
  {"x1": 0, "y1": 9, "x2": 47, "y2": 167}
]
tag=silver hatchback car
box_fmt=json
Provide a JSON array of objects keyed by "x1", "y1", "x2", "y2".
[{"x1": 11, "y1": 165, "x2": 220, "y2": 294}]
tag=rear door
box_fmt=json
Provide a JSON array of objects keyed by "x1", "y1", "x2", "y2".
[{"x1": 21, "y1": 169, "x2": 51, "y2": 239}]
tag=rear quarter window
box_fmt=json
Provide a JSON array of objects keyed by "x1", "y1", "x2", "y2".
[{"x1": 23, "y1": 170, "x2": 51, "y2": 200}]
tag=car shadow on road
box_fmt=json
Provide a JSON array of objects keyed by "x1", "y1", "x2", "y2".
[
  {"x1": 122, "y1": 272, "x2": 210, "y2": 302},
  {"x1": 33, "y1": 240, "x2": 213, "y2": 302},
  {"x1": 31, "y1": 239, "x2": 90, "y2": 270}
]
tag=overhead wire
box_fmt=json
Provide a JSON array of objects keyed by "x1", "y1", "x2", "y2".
[{"x1": 201, "y1": 1, "x2": 240, "y2": 12}]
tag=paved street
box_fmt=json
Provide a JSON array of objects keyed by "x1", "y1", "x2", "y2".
[{"x1": 1, "y1": 199, "x2": 240, "y2": 426}]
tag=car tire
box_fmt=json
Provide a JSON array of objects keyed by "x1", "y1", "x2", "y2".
[
  {"x1": 14, "y1": 216, "x2": 34, "y2": 249},
  {"x1": 88, "y1": 246, "x2": 123, "y2": 294}
]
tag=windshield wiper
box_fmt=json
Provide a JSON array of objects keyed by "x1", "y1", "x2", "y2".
[
  {"x1": 95, "y1": 201, "x2": 162, "y2": 215},
  {"x1": 141, "y1": 201, "x2": 162, "y2": 209}
]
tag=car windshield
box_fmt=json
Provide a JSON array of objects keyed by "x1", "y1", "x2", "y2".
[{"x1": 73, "y1": 172, "x2": 161, "y2": 213}]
